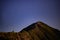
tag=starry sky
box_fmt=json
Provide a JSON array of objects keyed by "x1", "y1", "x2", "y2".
[{"x1": 0, "y1": 0, "x2": 60, "y2": 32}]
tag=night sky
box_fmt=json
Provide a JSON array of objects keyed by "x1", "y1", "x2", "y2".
[{"x1": 0, "y1": 0, "x2": 60, "y2": 32}]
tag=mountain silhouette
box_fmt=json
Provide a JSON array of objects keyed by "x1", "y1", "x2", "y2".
[{"x1": 0, "y1": 21, "x2": 60, "y2": 40}]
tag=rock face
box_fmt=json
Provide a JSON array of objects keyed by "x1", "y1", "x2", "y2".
[{"x1": 0, "y1": 21, "x2": 60, "y2": 40}]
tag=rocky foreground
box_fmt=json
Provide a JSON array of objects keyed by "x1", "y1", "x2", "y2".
[{"x1": 0, "y1": 21, "x2": 60, "y2": 40}]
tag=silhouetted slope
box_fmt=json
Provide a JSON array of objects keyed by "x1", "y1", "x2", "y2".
[
  {"x1": 20, "y1": 21, "x2": 60, "y2": 40},
  {"x1": 0, "y1": 21, "x2": 60, "y2": 40}
]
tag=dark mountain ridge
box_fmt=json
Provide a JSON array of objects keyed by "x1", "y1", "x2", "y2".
[{"x1": 0, "y1": 21, "x2": 60, "y2": 40}]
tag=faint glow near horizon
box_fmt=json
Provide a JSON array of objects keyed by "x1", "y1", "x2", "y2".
[{"x1": 0, "y1": 0, "x2": 60, "y2": 32}]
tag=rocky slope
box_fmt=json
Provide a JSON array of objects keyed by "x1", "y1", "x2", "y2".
[{"x1": 0, "y1": 21, "x2": 60, "y2": 40}]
